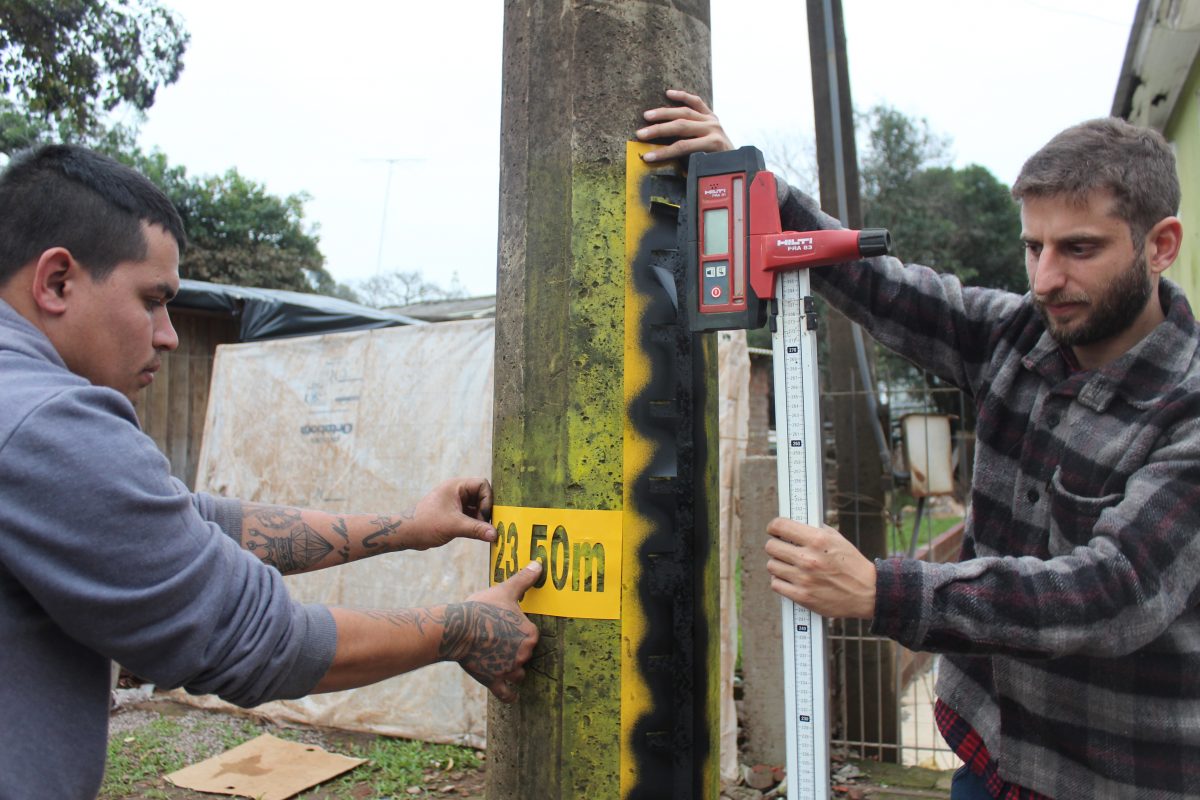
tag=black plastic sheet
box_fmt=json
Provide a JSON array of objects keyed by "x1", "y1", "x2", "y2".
[{"x1": 172, "y1": 280, "x2": 424, "y2": 342}]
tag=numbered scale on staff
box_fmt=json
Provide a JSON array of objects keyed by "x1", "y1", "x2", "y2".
[{"x1": 682, "y1": 145, "x2": 891, "y2": 800}]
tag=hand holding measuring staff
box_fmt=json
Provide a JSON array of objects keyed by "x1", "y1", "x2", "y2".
[{"x1": 765, "y1": 519, "x2": 877, "y2": 620}]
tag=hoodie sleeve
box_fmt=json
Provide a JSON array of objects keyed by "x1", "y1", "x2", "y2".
[{"x1": 0, "y1": 385, "x2": 337, "y2": 706}]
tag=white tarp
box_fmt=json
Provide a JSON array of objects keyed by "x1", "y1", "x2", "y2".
[
  {"x1": 717, "y1": 329, "x2": 750, "y2": 785},
  {"x1": 186, "y1": 318, "x2": 749, "y2": 756},
  {"x1": 190, "y1": 319, "x2": 495, "y2": 746}
]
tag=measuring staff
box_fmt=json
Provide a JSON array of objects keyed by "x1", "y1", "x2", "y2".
[{"x1": 683, "y1": 145, "x2": 889, "y2": 800}]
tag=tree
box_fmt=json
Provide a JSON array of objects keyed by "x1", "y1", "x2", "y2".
[
  {"x1": 0, "y1": 8, "x2": 348, "y2": 296},
  {"x1": 857, "y1": 106, "x2": 1025, "y2": 439},
  {"x1": 860, "y1": 105, "x2": 1024, "y2": 292},
  {"x1": 101, "y1": 145, "x2": 340, "y2": 293},
  {"x1": 757, "y1": 128, "x2": 819, "y2": 197},
  {"x1": 352, "y1": 269, "x2": 468, "y2": 308},
  {"x1": 0, "y1": 0, "x2": 187, "y2": 137}
]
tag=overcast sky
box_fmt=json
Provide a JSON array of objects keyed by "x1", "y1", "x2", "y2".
[{"x1": 137, "y1": 0, "x2": 1139, "y2": 298}]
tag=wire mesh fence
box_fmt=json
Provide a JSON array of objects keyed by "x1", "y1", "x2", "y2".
[
  {"x1": 827, "y1": 352, "x2": 971, "y2": 769},
  {"x1": 749, "y1": 339, "x2": 974, "y2": 770}
]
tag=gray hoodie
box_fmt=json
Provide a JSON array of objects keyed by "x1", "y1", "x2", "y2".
[{"x1": 0, "y1": 298, "x2": 337, "y2": 799}]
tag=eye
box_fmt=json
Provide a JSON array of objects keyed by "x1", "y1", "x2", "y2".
[{"x1": 1022, "y1": 241, "x2": 1042, "y2": 257}]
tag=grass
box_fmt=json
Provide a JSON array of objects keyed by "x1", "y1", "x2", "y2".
[
  {"x1": 102, "y1": 705, "x2": 482, "y2": 799},
  {"x1": 102, "y1": 716, "x2": 193, "y2": 799},
  {"x1": 327, "y1": 739, "x2": 480, "y2": 797},
  {"x1": 889, "y1": 507, "x2": 962, "y2": 556}
]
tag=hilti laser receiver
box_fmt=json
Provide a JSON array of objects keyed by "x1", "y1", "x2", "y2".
[
  {"x1": 683, "y1": 145, "x2": 890, "y2": 800},
  {"x1": 684, "y1": 145, "x2": 890, "y2": 333}
]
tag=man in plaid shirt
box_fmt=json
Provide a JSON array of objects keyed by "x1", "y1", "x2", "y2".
[{"x1": 640, "y1": 92, "x2": 1200, "y2": 798}]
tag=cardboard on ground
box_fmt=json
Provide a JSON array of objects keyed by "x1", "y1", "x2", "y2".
[{"x1": 165, "y1": 734, "x2": 365, "y2": 800}]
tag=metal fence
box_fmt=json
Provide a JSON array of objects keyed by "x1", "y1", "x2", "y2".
[
  {"x1": 749, "y1": 344, "x2": 975, "y2": 770},
  {"x1": 826, "y1": 354, "x2": 972, "y2": 769}
]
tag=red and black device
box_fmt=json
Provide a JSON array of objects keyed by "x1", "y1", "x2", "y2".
[{"x1": 682, "y1": 145, "x2": 891, "y2": 332}]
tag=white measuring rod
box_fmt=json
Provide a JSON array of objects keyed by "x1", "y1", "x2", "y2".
[{"x1": 771, "y1": 265, "x2": 830, "y2": 800}]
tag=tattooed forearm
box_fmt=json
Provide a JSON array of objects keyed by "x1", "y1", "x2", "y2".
[
  {"x1": 244, "y1": 522, "x2": 334, "y2": 573},
  {"x1": 238, "y1": 503, "x2": 427, "y2": 572},
  {"x1": 361, "y1": 511, "x2": 415, "y2": 551},
  {"x1": 437, "y1": 602, "x2": 528, "y2": 685},
  {"x1": 331, "y1": 516, "x2": 351, "y2": 563},
  {"x1": 241, "y1": 503, "x2": 336, "y2": 574},
  {"x1": 356, "y1": 607, "x2": 442, "y2": 636},
  {"x1": 245, "y1": 505, "x2": 303, "y2": 530}
]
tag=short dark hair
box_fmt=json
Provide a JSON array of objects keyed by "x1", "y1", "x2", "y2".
[
  {"x1": 1012, "y1": 117, "x2": 1180, "y2": 247},
  {"x1": 0, "y1": 144, "x2": 187, "y2": 287}
]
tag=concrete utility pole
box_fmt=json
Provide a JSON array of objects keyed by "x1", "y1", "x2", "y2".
[
  {"x1": 806, "y1": 0, "x2": 899, "y2": 761},
  {"x1": 488, "y1": 2, "x2": 719, "y2": 798}
]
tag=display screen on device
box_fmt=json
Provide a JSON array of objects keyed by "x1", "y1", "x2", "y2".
[{"x1": 703, "y1": 208, "x2": 728, "y2": 256}]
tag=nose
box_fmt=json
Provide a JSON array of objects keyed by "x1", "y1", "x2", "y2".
[
  {"x1": 155, "y1": 308, "x2": 180, "y2": 352},
  {"x1": 1030, "y1": 247, "x2": 1067, "y2": 297}
]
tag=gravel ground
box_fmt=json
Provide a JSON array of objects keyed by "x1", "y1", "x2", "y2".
[
  {"x1": 107, "y1": 693, "x2": 949, "y2": 799},
  {"x1": 106, "y1": 695, "x2": 486, "y2": 799}
]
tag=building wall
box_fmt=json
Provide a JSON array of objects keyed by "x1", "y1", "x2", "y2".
[
  {"x1": 132, "y1": 310, "x2": 239, "y2": 489},
  {"x1": 1164, "y1": 54, "x2": 1200, "y2": 304}
]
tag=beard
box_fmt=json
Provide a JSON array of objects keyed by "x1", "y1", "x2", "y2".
[{"x1": 1033, "y1": 252, "x2": 1154, "y2": 348}]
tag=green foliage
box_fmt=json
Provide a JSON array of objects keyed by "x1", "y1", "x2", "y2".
[
  {"x1": 857, "y1": 105, "x2": 1021, "y2": 440},
  {"x1": 0, "y1": 8, "x2": 349, "y2": 296},
  {"x1": 180, "y1": 170, "x2": 330, "y2": 292},
  {"x1": 0, "y1": 0, "x2": 187, "y2": 136},
  {"x1": 0, "y1": 95, "x2": 50, "y2": 153},
  {"x1": 99, "y1": 144, "x2": 340, "y2": 292},
  {"x1": 0, "y1": 113, "x2": 341, "y2": 293},
  {"x1": 860, "y1": 104, "x2": 1024, "y2": 292}
]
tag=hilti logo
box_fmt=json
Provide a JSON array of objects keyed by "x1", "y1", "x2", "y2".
[
  {"x1": 703, "y1": 186, "x2": 727, "y2": 199},
  {"x1": 777, "y1": 237, "x2": 814, "y2": 247}
]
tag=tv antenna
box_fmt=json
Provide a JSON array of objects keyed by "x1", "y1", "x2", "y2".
[{"x1": 366, "y1": 157, "x2": 423, "y2": 274}]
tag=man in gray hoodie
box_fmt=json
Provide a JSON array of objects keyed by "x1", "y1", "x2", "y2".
[{"x1": 0, "y1": 144, "x2": 542, "y2": 799}]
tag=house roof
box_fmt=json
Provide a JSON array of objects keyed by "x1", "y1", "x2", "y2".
[
  {"x1": 1112, "y1": 0, "x2": 1200, "y2": 130},
  {"x1": 383, "y1": 296, "x2": 497, "y2": 322}
]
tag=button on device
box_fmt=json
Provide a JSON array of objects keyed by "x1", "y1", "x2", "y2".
[
  {"x1": 711, "y1": 286, "x2": 722, "y2": 299},
  {"x1": 1027, "y1": 488, "x2": 1039, "y2": 504}
]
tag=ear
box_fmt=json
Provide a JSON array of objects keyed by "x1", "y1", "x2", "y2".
[
  {"x1": 1144, "y1": 216, "x2": 1182, "y2": 277},
  {"x1": 29, "y1": 248, "x2": 79, "y2": 316}
]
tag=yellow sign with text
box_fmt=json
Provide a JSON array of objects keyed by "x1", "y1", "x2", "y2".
[{"x1": 489, "y1": 506, "x2": 622, "y2": 620}]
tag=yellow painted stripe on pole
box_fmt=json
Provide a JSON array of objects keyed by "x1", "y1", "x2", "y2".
[
  {"x1": 489, "y1": 505, "x2": 622, "y2": 619},
  {"x1": 620, "y1": 140, "x2": 658, "y2": 797}
]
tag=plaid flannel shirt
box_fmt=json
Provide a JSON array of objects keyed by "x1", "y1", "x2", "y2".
[
  {"x1": 937, "y1": 698, "x2": 1051, "y2": 799},
  {"x1": 778, "y1": 186, "x2": 1200, "y2": 798}
]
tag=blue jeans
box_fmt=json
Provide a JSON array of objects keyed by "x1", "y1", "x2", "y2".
[{"x1": 951, "y1": 765, "x2": 994, "y2": 800}]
